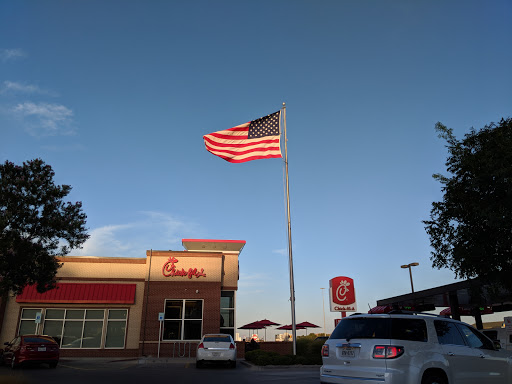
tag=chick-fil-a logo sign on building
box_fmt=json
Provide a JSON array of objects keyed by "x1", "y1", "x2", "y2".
[
  {"x1": 162, "y1": 257, "x2": 206, "y2": 279},
  {"x1": 329, "y1": 276, "x2": 357, "y2": 312}
]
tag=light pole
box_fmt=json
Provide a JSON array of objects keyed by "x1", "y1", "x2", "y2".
[
  {"x1": 401, "y1": 262, "x2": 419, "y2": 292},
  {"x1": 320, "y1": 288, "x2": 326, "y2": 335}
]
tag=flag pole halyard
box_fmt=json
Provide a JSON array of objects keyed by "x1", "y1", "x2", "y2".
[{"x1": 282, "y1": 102, "x2": 297, "y2": 355}]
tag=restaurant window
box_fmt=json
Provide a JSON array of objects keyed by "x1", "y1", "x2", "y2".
[
  {"x1": 42, "y1": 309, "x2": 108, "y2": 349},
  {"x1": 43, "y1": 309, "x2": 65, "y2": 346},
  {"x1": 83, "y1": 310, "x2": 104, "y2": 348},
  {"x1": 18, "y1": 308, "x2": 42, "y2": 335},
  {"x1": 105, "y1": 309, "x2": 127, "y2": 348},
  {"x1": 163, "y1": 299, "x2": 203, "y2": 340},
  {"x1": 220, "y1": 291, "x2": 235, "y2": 337},
  {"x1": 36, "y1": 308, "x2": 127, "y2": 349}
]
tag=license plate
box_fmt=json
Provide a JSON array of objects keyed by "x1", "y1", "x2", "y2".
[
  {"x1": 341, "y1": 348, "x2": 355, "y2": 357},
  {"x1": 212, "y1": 352, "x2": 220, "y2": 357},
  {"x1": 38, "y1": 347, "x2": 46, "y2": 352}
]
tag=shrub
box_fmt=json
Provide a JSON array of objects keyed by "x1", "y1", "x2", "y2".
[
  {"x1": 245, "y1": 344, "x2": 323, "y2": 366},
  {"x1": 274, "y1": 354, "x2": 294, "y2": 365},
  {"x1": 245, "y1": 350, "x2": 280, "y2": 366}
]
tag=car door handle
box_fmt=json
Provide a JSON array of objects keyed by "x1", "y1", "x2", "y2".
[
  {"x1": 479, "y1": 354, "x2": 485, "y2": 358},
  {"x1": 448, "y1": 352, "x2": 454, "y2": 356}
]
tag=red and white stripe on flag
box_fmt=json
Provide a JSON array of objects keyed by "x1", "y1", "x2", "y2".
[{"x1": 203, "y1": 111, "x2": 282, "y2": 163}]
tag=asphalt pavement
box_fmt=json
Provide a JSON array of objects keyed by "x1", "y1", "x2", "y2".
[
  {"x1": 57, "y1": 356, "x2": 321, "y2": 370},
  {"x1": 0, "y1": 356, "x2": 322, "y2": 384}
]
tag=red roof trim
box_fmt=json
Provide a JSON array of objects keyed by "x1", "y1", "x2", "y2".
[
  {"x1": 16, "y1": 283, "x2": 136, "y2": 304},
  {"x1": 181, "y1": 239, "x2": 246, "y2": 244}
]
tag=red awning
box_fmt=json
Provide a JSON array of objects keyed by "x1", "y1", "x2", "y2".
[
  {"x1": 368, "y1": 305, "x2": 393, "y2": 314},
  {"x1": 16, "y1": 283, "x2": 136, "y2": 304},
  {"x1": 439, "y1": 306, "x2": 493, "y2": 316}
]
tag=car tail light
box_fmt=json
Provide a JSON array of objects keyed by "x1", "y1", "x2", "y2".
[
  {"x1": 373, "y1": 345, "x2": 404, "y2": 359},
  {"x1": 197, "y1": 343, "x2": 204, "y2": 349},
  {"x1": 229, "y1": 343, "x2": 235, "y2": 349},
  {"x1": 322, "y1": 344, "x2": 329, "y2": 357}
]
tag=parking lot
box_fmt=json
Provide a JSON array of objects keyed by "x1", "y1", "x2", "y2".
[{"x1": 0, "y1": 358, "x2": 321, "y2": 384}]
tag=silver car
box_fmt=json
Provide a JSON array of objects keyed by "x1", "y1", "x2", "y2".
[
  {"x1": 196, "y1": 334, "x2": 237, "y2": 368},
  {"x1": 320, "y1": 312, "x2": 512, "y2": 384}
]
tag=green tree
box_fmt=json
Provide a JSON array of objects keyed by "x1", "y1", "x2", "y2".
[
  {"x1": 423, "y1": 118, "x2": 512, "y2": 290},
  {"x1": 0, "y1": 159, "x2": 89, "y2": 295}
]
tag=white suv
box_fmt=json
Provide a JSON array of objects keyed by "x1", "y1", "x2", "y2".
[{"x1": 320, "y1": 312, "x2": 512, "y2": 384}]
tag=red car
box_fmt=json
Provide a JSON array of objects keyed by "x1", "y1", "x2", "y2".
[{"x1": 3, "y1": 335, "x2": 59, "y2": 369}]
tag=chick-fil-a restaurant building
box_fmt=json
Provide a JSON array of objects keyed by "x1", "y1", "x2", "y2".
[{"x1": 0, "y1": 239, "x2": 245, "y2": 358}]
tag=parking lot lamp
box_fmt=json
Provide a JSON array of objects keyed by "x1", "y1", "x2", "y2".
[{"x1": 401, "y1": 262, "x2": 419, "y2": 293}]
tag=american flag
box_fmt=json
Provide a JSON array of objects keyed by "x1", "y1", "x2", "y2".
[{"x1": 203, "y1": 111, "x2": 282, "y2": 163}]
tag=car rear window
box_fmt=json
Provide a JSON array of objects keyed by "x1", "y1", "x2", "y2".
[
  {"x1": 203, "y1": 336, "x2": 231, "y2": 342},
  {"x1": 330, "y1": 318, "x2": 391, "y2": 340},
  {"x1": 330, "y1": 317, "x2": 427, "y2": 342},
  {"x1": 23, "y1": 337, "x2": 56, "y2": 344}
]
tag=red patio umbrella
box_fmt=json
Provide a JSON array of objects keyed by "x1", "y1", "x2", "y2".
[
  {"x1": 258, "y1": 319, "x2": 280, "y2": 326},
  {"x1": 239, "y1": 321, "x2": 266, "y2": 329},
  {"x1": 276, "y1": 324, "x2": 306, "y2": 330},
  {"x1": 238, "y1": 321, "x2": 267, "y2": 339},
  {"x1": 296, "y1": 321, "x2": 320, "y2": 335},
  {"x1": 257, "y1": 319, "x2": 280, "y2": 340}
]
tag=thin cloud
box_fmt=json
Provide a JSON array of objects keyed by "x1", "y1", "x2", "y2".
[
  {"x1": 139, "y1": 211, "x2": 188, "y2": 244},
  {"x1": 71, "y1": 224, "x2": 135, "y2": 258},
  {"x1": 70, "y1": 212, "x2": 198, "y2": 258},
  {"x1": 11, "y1": 102, "x2": 75, "y2": 136},
  {"x1": 0, "y1": 48, "x2": 27, "y2": 62},
  {"x1": 1, "y1": 81, "x2": 57, "y2": 96}
]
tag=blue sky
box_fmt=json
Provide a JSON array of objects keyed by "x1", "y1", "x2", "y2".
[{"x1": 1, "y1": 0, "x2": 511, "y2": 339}]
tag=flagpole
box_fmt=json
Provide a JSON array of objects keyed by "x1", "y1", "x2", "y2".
[{"x1": 282, "y1": 102, "x2": 297, "y2": 355}]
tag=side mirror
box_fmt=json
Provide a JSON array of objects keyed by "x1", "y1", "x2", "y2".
[{"x1": 493, "y1": 340, "x2": 501, "y2": 350}]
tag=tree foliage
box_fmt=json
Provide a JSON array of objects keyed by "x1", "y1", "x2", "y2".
[
  {"x1": 423, "y1": 118, "x2": 512, "y2": 290},
  {"x1": 0, "y1": 159, "x2": 89, "y2": 295}
]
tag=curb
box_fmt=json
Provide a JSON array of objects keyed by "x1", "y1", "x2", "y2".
[{"x1": 60, "y1": 357, "x2": 139, "y2": 363}]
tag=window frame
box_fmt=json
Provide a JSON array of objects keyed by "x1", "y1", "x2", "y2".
[
  {"x1": 18, "y1": 307, "x2": 128, "y2": 350},
  {"x1": 18, "y1": 308, "x2": 42, "y2": 336},
  {"x1": 220, "y1": 291, "x2": 235, "y2": 338},
  {"x1": 455, "y1": 323, "x2": 495, "y2": 350},
  {"x1": 434, "y1": 320, "x2": 467, "y2": 346},
  {"x1": 162, "y1": 299, "x2": 204, "y2": 341},
  {"x1": 104, "y1": 309, "x2": 128, "y2": 349}
]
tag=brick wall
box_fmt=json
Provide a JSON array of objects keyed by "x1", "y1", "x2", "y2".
[
  {"x1": 139, "y1": 280, "x2": 222, "y2": 357},
  {"x1": 260, "y1": 341, "x2": 293, "y2": 355},
  {"x1": 235, "y1": 341, "x2": 293, "y2": 358}
]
